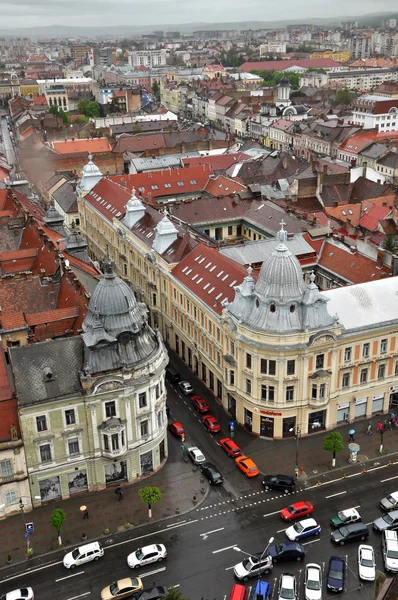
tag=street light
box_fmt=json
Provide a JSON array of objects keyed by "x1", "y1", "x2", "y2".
[
  {"x1": 289, "y1": 426, "x2": 301, "y2": 477},
  {"x1": 19, "y1": 495, "x2": 41, "y2": 558},
  {"x1": 233, "y1": 536, "x2": 275, "y2": 569}
]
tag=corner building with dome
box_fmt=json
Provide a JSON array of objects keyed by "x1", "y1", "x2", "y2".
[{"x1": 10, "y1": 259, "x2": 168, "y2": 506}]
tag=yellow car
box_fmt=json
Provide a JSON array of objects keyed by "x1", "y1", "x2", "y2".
[{"x1": 101, "y1": 577, "x2": 143, "y2": 600}]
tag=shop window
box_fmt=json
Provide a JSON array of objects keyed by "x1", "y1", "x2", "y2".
[
  {"x1": 344, "y1": 347, "x2": 351, "y2": 362},
  {"x1": 286, "y1": 386, "x2": 294, "y2": 402},
  {"x1": 315, "y1": 354, "x2": 324, "y2": 369},
  {"x1": 287, "y1": 360, "x2": 295, "y2": 375},
  {"x1": 360, "y1": 368, "x2": 368, "y2": 383}
]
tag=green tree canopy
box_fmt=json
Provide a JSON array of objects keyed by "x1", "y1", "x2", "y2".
[
  {"x1": 323, "y1": 431, "x2": 344, "y2": 467},
  {"x1": 139, "y1": 486, "x2": 162, "y2": 508},
  {"x1": 334, "y1": 88, "x2": 355, "y2": 106},
  {"x1": 250, "y1": 70, "x2": 301, "y2": 90},
  {"x1": 50, "y1": 508, "x2": 66, "y2": 545},
  {"x1": 78, "y1": 99, "x2": 100, "y2": 118},
  {"x1": 152, "y1": 81, "x2": 160, "y2": 98},
  {"x1": 48, "y1": 104, "x2": 69, "y2": 124},
  {"x1": 382, "y1": 233, "x2": 397, "y2": 253},
  {"x1": 163, "y1": 588, "x2": 190, "y2": 600}
]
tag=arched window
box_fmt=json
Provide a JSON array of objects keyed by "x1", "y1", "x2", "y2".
[{"x1": 270, "y1": 304, "x2": 276, "y2": 313}]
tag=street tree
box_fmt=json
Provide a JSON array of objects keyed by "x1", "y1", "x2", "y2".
[
  {"x1": 138, "y1": 486, "x2": 162, "y2": 518},
  {"x1": 152, "y1": 81, "x2": 160, "y2": 98},
  {"x1": 323, "y1": 431, "x2": 344, "y2": 468},
  {"x1": 334, "y1": 88, "x2": 354, "y2": 106},
  {"x1": 50, "y1": 508, "x2": 66, "y2": 546},
  {"x1": 383, "y1": 233, "x2": 396, "y2": 253}
]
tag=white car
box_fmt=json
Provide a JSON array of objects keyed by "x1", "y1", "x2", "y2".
[
  {"x1": 304, "y1": 564, "x2": 322, "y2": 600},
  {"x1": 233, "y1": 554, "x2": 273, "y2": 581},
  {"x1": 358, "y1": 545, "x2": 376, "y2": 581},
  {"x1": 285, "y1": 518, "x2": 321, "y2": 541},
  {"x1": 187, "y1": 446, "x2": 206, "y2": 464},
  {"x1": 278, "y1": 573, "x2": 297, "y2": 600},
  {"x1": 1, "y1": 589, "x2": 34, "y2": 600},
  {"x1": 178, "y1": 381, "x2": 193, "y2": 395},
  {"x1": 127, "y1": 543, "x2": 167, "y2": 568}
]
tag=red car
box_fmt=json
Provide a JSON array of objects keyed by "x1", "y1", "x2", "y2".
[
  {"x1": 191, "y1": 395, "x2": 210, "y2": 413},
  {"x1": 219, "y1": 437, "x2": 242, "y2": 458},
  {"x1": 280, "y1": 501, "x2": 314, "y2": 521},
  {"x1": 202, "y1": 414, "x2": 221, "y2": 433},
  {"x1": 168, "y1": 421, "x2": 185, "y2": 437}
]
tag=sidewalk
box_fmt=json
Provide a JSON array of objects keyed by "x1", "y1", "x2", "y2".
[{"x1": 0, "y1": 450, "x2": 208, "y2": 568}]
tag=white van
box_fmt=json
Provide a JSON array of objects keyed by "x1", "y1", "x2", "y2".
[{"x1": 63, "y1": 541, "x2": 104, "y2": 569}]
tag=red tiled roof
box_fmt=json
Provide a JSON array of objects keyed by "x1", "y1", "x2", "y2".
[
  {"x1": 339, "y1": 130, "x2": 398, "y2": 154},
  {"x1": 0, "y1": 248, "x2": 38, "y2": 274},
  {"x1": 0, "y1": 313, "x2": 27, "y2": 331},
  {"x1": 358, "y1": 204, "x2": 391, "y2": 232},
  {"x1": 203, "y1": 64, "x2": 225, "y2": 71},
  {"x1": 33, "y1": 95, "x2": 48, "y2": 105},
  {"x1": 325, "y1": 204, "x2": 362, "y2": 226},
  {"x1": 51, "y1": 138, "x2": 111, "y2": 155},
  {"x1": 0, "y1": 396, "x2": 19, "y2": 442},
  {"x1": 26, "y1": 306, "x2": 79, "y2": 326},
  {"x1": 113, "y1": 133, "x2": 166, "y2": 153},
  {"x1": 302, "y1": 233, "x2": 324, "y2": 256},
  {"x1": 19, "y1": 125, "x2": 34, "y2": 141},
  {"x1": 172, "y1": 244, "x2": 250, "y2": 315},
  {"x1": 240, "y1": 58, "x2": 341, "y2": 72},
  {"x1": 204, "y1": 174, "x2": 247, "y2": 197},
  {"x1": 181, "y1": 152, "x2": 250, "y2": 171},
  {"x1": 113, "y1": 90, "x2": 127, "y2": 98},
  {"x1": 86, "y1": 178, "x2": 130, "y2": 222},
  {"x1": 373, "y1": 99, "x2": 398, "y2": 115},
  {"x1": 318, "y1": 241, "x2": 390, "y2": 284}
]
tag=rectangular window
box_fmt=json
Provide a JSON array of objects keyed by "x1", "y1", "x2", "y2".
[
  {"x1": 230, "y1": 341, "x2": 235, "y2": 356},
  {"x1": 68, "y1": 438, "x2": 80, "y2": 456},
  {"x1": 286, "y1": 386, "x2": 294, "y2": 402},
  {"x1": 344, "y1": 347, "x2": 351, "y2": 362},
  {"x1": 217, "y1": 328, "x2": 221, "y2": 342},
  {"x1": 105, "y1": 401, "x2": 116, "y2": 418},
  {"x1": 0, "y1": 459, "x2": 13, "y2": 478},
  {"x1": 140, "y1": 420, "x2": 148, "y2": 437},
  {"x1": 156, "y1": 384, "x2": 160, "y2": 399},
  {"x1": 65, "y1": 409, "x2": 76, "y2": 426},
  {"x1": 395, "y1": 361, "x2": 398, "y2": 376},
  {"x1": 228, "y1": 225, "x2": 233, "y2": 235},
  {"x1": 363, "y1": 343, "x2": 370, "y2": 358},
  {"x1": 246, "y1": 353, "x2": 252, "y2": 369},
  {"x1": 208, "y1": 321, "x2": 212, "y2": 335},
  {"x1": 260, "y1": 358, "x2": 267, "y2": 374},
  {"x1": 342, "y1": 373, "x2": 350, "y2": 388},
  {"x1": 360, "y1": 368, "x2": 368, "y2": 383},
  {"x1": 269, "y1": 360, "x2": 276, "y2": 375},
  {"x1": 268, "y1": 386, "x2": 275, "y2": 402},
  {"x1": 287, "y1": 360, "x2": 295, "y2": 375},
  {"x1": 380, "y1": 339, "x2": 387, "y2": 354},
  {"x1": 5, "y1": 491, "x2": 17, "y2": 505},
  {"x1": 261, "y1": 384, "x2": 267, "y2": 401},
  {"x1": 319, "y1": 383, "x2": 325, "y2": 399},
  {"x1": 230, "y1": 370, "x2": 235, "y2": 385},
  {"x1": 312, "y1": 384, "x2": 317, "y2": 399},
  {"x1": 111, "y1": 434, "x2": 119, "y2": 450},
  {"x1": 315, "y1": 354, "x2": 324, "y2": 369},
  {"x1": 36, "y1": 415, "x2": 47, "y2": 432},
  {"x1": 103, "y1": 434, "x2": 109, "y2": 451},
  {"x1": 139, "y1": 392, "x2": 147, "y2": 408},
  {"x1": 378, "y1": 364, "x2": 385, "y2": 379},
  {"x1": 40, "y1": 444, "x2": 52, "y2": 463},
  {"x1": 246, "y1": 379, "x2": 252, "y2": 395}
]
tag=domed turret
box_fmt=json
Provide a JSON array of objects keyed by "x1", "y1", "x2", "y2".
[
  {"x1": 64, "y1": 221, "x2": 90, "y2": 264},
  {"x1": 78, "y1": 154, "x2": 103, "y2": 194}
]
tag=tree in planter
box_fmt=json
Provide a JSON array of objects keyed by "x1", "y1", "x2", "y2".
[
  {"x1": 323, "y1": 431, "x2": 344, "y2": 468},
  {"x1": 50, "y1": 508, "x2": 66, "y2": 546},
  {"x1": 163, "y1": 587, "x2": 189, "y2": 600},
  {"x1": 138, "y1": 486, "x2": 162, "y2": 518}
]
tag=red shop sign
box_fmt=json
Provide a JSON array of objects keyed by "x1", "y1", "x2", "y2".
[{"x1": 260, "y1": 410, "x2": 282, "y2": 416}]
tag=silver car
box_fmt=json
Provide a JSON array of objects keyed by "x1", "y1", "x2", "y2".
[
  {"x1": 373, "y1": 509, "x2": 398, "y2": 532},
  {"x1": 380, "y1": 491, "x2": 398, "y2": 511},
  {"x1": 278, "y1": 573, "x2": 297, "y2": 600}
]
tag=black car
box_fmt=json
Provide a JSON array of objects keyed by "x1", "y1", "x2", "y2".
[
  {"x1": 327, "y1": 556, "x2": 345, "y2": 592},
  {"x1": 331, "y1": 523, "x2": 369, "y2": 545},
  {"x1": 268, "y1": 542, "x2": 305, "y2": 563},
  {"x1": 134, "y1": 587, "x2": 168, "y2": 600},
  {"x1": 200, "y1": 462, "x2": 223, "y2": 485},
  {"x1": 262, "y1": 474, "x2": 295, "y2": 493}
]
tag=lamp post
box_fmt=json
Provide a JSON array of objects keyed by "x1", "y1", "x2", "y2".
[
  {"x1": 290, "y1": 426, "x2": 301, "y2": 477},
  {"x1": 19, "y1": 495, "x2": 41, "y2": 558},
  {"x1": 233, "y1": 536, "x2": 274, "y2": 578}
]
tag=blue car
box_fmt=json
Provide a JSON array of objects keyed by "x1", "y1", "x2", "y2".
[
  {"x1": 285, "y1": 518, "x2": 321, "y2": 541},
  {"x1": 269, "y1": 542, "x2": 305, "y2": 563},
  {"x1": 250, "y1": 580, "x2": 271, "y2": 600},
  {"x1": 327, "y1": 556, "x2": 345, "y2": 593}
]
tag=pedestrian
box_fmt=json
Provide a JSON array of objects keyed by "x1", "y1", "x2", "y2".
[
  {"x1": 118, "y1": 489, "x2": 124, "y2": 501},
  {"x1": 348, "y1": 429, "x2": 355, "y2": 442},
  {"x1": 367, "y1": 422, "x2": 373, "y2": 435},
  {"x1": 83, "y1": 508, "x2": 89, "y2": 519},
  {"x1": 377, "y1": 421, "x2": 383, "y2": 433}
]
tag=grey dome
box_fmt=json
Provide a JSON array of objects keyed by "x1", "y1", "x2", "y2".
[{"x1": 278, "y1": 76, "x2": 291, "y2": 86}]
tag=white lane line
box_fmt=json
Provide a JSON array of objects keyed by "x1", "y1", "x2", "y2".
[
  {"x1": 65, "y1": 594, "x2": 91, "y2": 600},
  {"x1": 277, "y1": 527, "x2": 288, "y2": 533},
  {"x1": 200, "y1": 527, "x2": 224, "y2": 536},
  {"x1": 109, "y1": 519, "x2": 199, "y2": 549},
  {"x1": 56, "y1": 571, "x2": 85, "y2": 582},
  {"x1": 213, "y1": 544, "x2": 237, "y2": 554},
  {"x1": 263, "y1": 510, "x2": 281, "y2": 518},
  {"x1": 325, "y1": 491, "x2": 347, "y2": 499},
  {"x1": 365, "y1": 522, "x2": 373, "y2": 526},
  {"x1": 381, "y1": 475, "x2": 398, "y2": 483},
  {"x1": 225, "y1": 565, "x2": 236, "y2": 571},
  {"x1": 0, "y1": 560, "x2": 64, "y2": 583},
  {"x1": 140, "y1": 567, "x2": 166, "y2": 578},
  {"x1": 302, "y1": 539, "x2": 321, "y2": 545},
  {"x1": 167, "y1": 520, "x2": 187, "y2": 527}
]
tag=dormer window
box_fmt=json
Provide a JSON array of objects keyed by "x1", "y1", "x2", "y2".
[{"x1": 270, "y1": 304, "x2": 276, "y2": 313}]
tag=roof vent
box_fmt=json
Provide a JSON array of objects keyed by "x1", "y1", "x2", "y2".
[{"x1": 43, "y1": 367, "x2": 55, "y2": 382}]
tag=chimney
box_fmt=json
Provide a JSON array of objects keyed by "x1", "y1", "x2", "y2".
[
  {"x1": 312, "y1": 160, "x2": 317, "y2": 172},
  {"x1": 377, "y1": 247, "x2": 384, "y2": 268},
  {"x1": 362, "y1": 161, "x2": 368, "y2": 179},
  {"x1": 333, "y1": 200, "x2": 338, "y2": 207},
  {"x1": 350, "y1": 245, "x2": 356, "y2": 254},
  {"x1": 323, "y1": 164, "x2": 328, "y2": 175}
]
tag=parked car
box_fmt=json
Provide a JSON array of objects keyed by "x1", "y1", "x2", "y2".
[
  {"x1": 200, "y1": 462, "x2": 223, "y2": 485},
  {"x1": 326, "y1": 556, "x2": 345, "y2": 593},
  {"x1": 168, "y1": 422, "x2": 185, "y2": 437},
  {"x1": 249, "y1": 581, "x2": 271, "y2": 600},
  {"x1": 285, "y1": 518, "x2": 321, "y2": 542},
  {"x1": 1, "y1": 589, "x2": 34, "y2": 600},
  {"x1": 382, "y1": 530, "x2": 398, "y2": 572},
  {"x1": 233, "y1": 554, "x2": 273, "y2": 581},
  {"x1": 330, "y1": 508, "x2": 361, "y2": 528},
  {"x1": 191, "y1": 395, "x2": 210, "y2": 413},
  {"x1": 304, "y1": 564, "x2": 322, "y2": 600},
  {"x1": 381, "y1": 491, "x2": 398, "y2": 511},
  {"x1": 280, "y1": 501, "x2": 314, "y2": 522},
  {"x1": 263, "y1": 474, "x2": 295, "y2": 493},
  {"x1": 187, "y1": 446, "x2": 206, "y2": 464},
  {"x1": 178, "y1": 381, "x2": 193, "y2": 395},
  {"x1": 101, "y1": 577, "x2": 143, "y2": 600},
  {"x1": 63, "y1": 541, "x2": 104, "y2": 569},
  {"x1": 133, "y1": 588, "x2": 168, "y2": 600},
  {"x1": 373, "y1": 509, "x2": 398, "y2": 532},
  {"x1": 358, "y1": 545, "x2": 376, "y2": 581},
  {"x1": 219, "y1": 437, "x2": 242, "y2": 458},
  {"x1": 165, "y1": 365, "x2": 181, "y2": 383},
  {"x1": 235, "y1": 456, "x2": 259, "y2": 477},
  {"x1": 268, "y1": 542, "x2": 305, "y2": 563},
  {"x1": 202, "y1": 414, "x2": 221, "y2": 433},
  {"x1": 127, "y1": 544, "x2": 167, "y2": 568},
  {"x1": 331, "y1": 523, "x2": 369, "y2": 545},
  {"x1": 278, "y1": 573, "x2": 297, "y2": 600}
]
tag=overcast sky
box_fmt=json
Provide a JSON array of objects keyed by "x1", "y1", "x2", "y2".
[{"x1": 0, "y1": 0, "x2": 396, "y2": 29}]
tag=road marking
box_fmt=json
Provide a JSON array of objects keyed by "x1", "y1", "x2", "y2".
[
  {"x1": 56, "y1": 571, "x2": 85, "y2": 582},
  {"x1": 213, "y1": 544, "x2": 237, "y2": 554},
  {"x1": 263, "y1": 510, "x2": 281, "y2": 518},
  {"x1": 225, "y1": 565, "x2": 235, "y2": 571},
  {"x1": 0, "y1": 560, "x2": 64, "y2": 583},
  {"x1": 200, "y1": 527, "x2": 224, "y2": 537},
  {"x1": 302, "y1": 539, "x2": 321, "y2": 545},
  {"x1": 365, "y1": 522, "x2": 373, "y2": 526},
  {"x1": 65, "y1": 594, "x2": 91, "y2": 600},
  {"x1": 167, "y1": 520, "x2": 187, "y2": 527},
  {"x1": 277, "y1": 527, "x2": 288, "y2": 533},
  {"x1": 140, "y1": 567, "x2": 166, "y2": 578},
  {"x1": 108, "y1": 519, "x2": 199, "y2": 550},
  {"x1": 325, "y1": 491, "x2": 347, "y2": 499},
  {"x1": 381, "y1": 475, "x2": 398, "y2": 483}
]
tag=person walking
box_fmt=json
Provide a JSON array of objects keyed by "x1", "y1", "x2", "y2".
[
  {"x1": 118, "y1": 488, "x2": 124, "y2": 501},
  {"x1": 367, "y1": 422, "x2": 373, "y2": 435},
  {"x1": 377, "y1": 421, "x2": 383, "y2": 433},
  {"x1": 83, "y1": 508, "x2": 89, "y2": 519},
  {"x1": 348, "y1": 429, "x2": 355, "y2": 442}
]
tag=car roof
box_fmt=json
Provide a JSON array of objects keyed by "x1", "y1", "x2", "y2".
[
  {"x1": 329, "y1": 556, "x2": 344, "y2": 565},
  {"x1": 172, "y1": 421, "x2": 183, "y2": 427},
  {"x1": 388, "y1": 491, "x2": 398, "y2": 499},
  {"x1": 188, "y1": 446, "x2": 201, "y2": 453},
  {"x1": 307, "y1": 563, "x2": 321, "y2": 572},
  {"x1": 220, "y1": 437, "x2": 238, "y2": 445},
  {"x1": 339, "y1": 508, "x2": 360, "y2": 517},
  {"x1": 139, "y1": 544, "x2": 160, "y2": 553},
  {"x1": 6, "y1": 591, "x2": 33, "y2": 600},
  {"x1": 239, "y1": 456, "x2": 255, "y2": 464},
  {"x1": 360, "y1": 546, "x2": 373, "y2": 557},
  {"x1": 281, "y1": 574, "x2": 295, "y2": 584},
  {"x1": 298, "y1": 518, "x2": 317, "y2": 527},
  {"x1": 204, "y1": 414, "x2": 216, "y2": 420},
  {"x1": 291, "y1": 501, "x2": 310, "y2": 509},
  {"x1": 282, "y1": 542, "x2": 302, "y2": 550},
  {"x1": 118, "y1": 577, "x2": 142, "y2": 588},
  {"x1": 343, "y1": 522, "x2": 367, "y2": 531}
]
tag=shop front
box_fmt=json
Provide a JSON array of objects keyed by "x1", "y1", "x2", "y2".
[
  {"x1": 372, "y1": 393, "x2": 384, "y2": 414},
  {"x1": 354, "y1": 397, "x2": 367, "y2": 419},
  {"x1": 337, "y1": 402, "x2": 350, "y2": 424},
  {"x1": 244, "y1": 408, "x2": 253, "y2": 432},
  {"x1": 283, "y1": 416, "x2": 297, "y2": 438},
  {"x1": 307, "y1": 410, "x2": 326, "y2": 433},
  {"x1": 260, "y1": 415, "x2": 274, "y2": 438},
  {"x1": 389, "y1": 385, "x2": 398, "y2": 409},
  {"x1": 228, "y1": 394, "x2": 236, "y2": 418}
]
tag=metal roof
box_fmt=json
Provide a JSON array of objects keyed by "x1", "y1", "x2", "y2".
[
  {"x1": 131, "y1": 152, "x2": 200, "y2": 172},
  {"x1": 220, "y1": 233, "x2": 314, "y2": 266}
]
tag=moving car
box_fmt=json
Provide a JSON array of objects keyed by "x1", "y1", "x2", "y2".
[
  {"x1": 269, "y1": 542, "x2": 305, "y2": 563},
  {"x1": 187, "y1": 446, "x2": 206, "y2": 464},
  {"x1": 281, "y1": 501, "x2": 314, "y2": 521},
  {"x1": 373, "y1": 509, "x2": 398, "y2": 532},
  {"x1": 235, "y1": 455, "x2": 259, "y2": 477},
  {"x1": 381, "y1": 491, "x2": 398, "y2": 512},
  {"x1": 278, "y1": 573, "x2": 297, "y2": 600},
  {"x1": 285, "y1": 518, "x2": 321, "y2": 541},
  {"x1": 330, "y1": 508, "x2": 361, "y2": 528},
  {"x1": 178, "y1": 381, "x2": 193, "y2": 395},
  {"x1": 168, "y1": 422, "x2": 185, "y2": 437},
  {"x1": 220, "y1": 437, "x2": 242, "y2": 458},
  {"x1": 233, "y1": 554, "x2": 273, "y2": 581},
  {"x1": 1, "y1": 589, "x2": 34, "y2": 600},
  {"x1": 191, "y1": 395, "x2": 210, "y2": 413},
  {"x1": 263, "y1": 474, "x2": 295, "y2": 493},
  {"x1": 127, "y1": 544, "x2": 167, "y2": 568},
  {"x1": 304, "y1": 564, "x2": 322, "y2": 600},
  {"x1": 327, "y1": 556, "x2": 345, "y2": 593},
  {"x1": 165, "y1": 365, "x2": 181, "y2": 383},
  {"x1": 200, "y1": 462, "x2": 224, "y2": 485},
  {"x1": 358, "y1": 545, "x2": 376, "y2": 581},
  {"x1": 101, "y1": 577, "x2": 143, "y2": 600},
  {"x1": 382, "y1": 530, "x2": 398, "y2": 572},
  {"x1": 331, "y1": 523, "x2": 369, "y2": 545},
  {"x1": 63, "y1": 541, "x2": 104, "y2": 569},
  {"x1": 202, "y1": 414, "x2": 221, "y2": 433}
]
